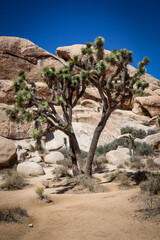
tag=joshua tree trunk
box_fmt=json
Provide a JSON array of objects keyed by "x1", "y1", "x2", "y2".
[
  {"x1": 69, "y1": 132, "x2": 84, "y2": 173},
  {"x1": 69, "y1": 139, "x2": 79, "y2": 176},
  {"x1": 85, "y1": 110, "x2": 111, "y2": 177}
]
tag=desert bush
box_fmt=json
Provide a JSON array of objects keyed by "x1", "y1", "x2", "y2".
[
  {"x1": 52, "y1": 166, "x2": 72, "y2": 178},
  {"x1": 0, "y1": 207, "x2": 28, "y2": 223},
  {"x1": 121, "y1": 126, "x2": 146, "y2": 139},
  {"x1": 117, "y1": 164, "x2": 125, "y2": 169},
  {"x1": 121, "y1": 126, "x2": 157, "y2": 139},
  {"x1": 147, "y1": 129, "x2": 157, "y2": 136},
  {"x1": 0, "y1": 170, "x2": 25, "y2": 190},
  {"x1": 35, "y1": 186, "x2": 52, "y2": 203},
  {"x1": 81, "y1": 150, "x2": 88, "y2": 159},
  {"x1": 56, "y1": 158, "x2": 72, "y2": 168},
  {"x1": 68, "y1": 175, "x2": 104, "y2": 193},
  {"x1": 96, "y1": 137, "x2": 154, "y2": 158},
  {"x1": 146, "y1": 158, "x2": 159, "y2": 169},
  {"x1": 96, "y1": 137, "x2": 127, "y2": 156},
  {"x1": 117, "y1": 173, "x2": 131, "y2": 189},
  {"x1": 130, "y1": 157, "x2": 145, "y2": 170},
  {"x1": 107, "y1": 171, "x2": 119, "y2": 182},
  {"x1": 140, "y1": 175, "x2": 160, "y2": 195},
  {"x1": 93, "y1": 158, "x2": 106, "y2": 173},
  {"x1": 137, "y1": 193, "x2": 160, "y2": 218},
  {"x1": 135, "y1": 142, "x2": 154, "y2": 156},
  {"x1": 35, "y1": 186, "x2": 44, "y2": 198}
]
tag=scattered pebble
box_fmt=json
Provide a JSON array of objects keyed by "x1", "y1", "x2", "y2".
[{"x1": 28, "y1": 223, "x2": 33, "y2": 228}]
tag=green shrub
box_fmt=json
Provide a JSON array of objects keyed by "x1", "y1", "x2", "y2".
[
  {"x1": 81, "y1": 150, "x2": 88, "y2": 159},
  {"x1": 0, "y1": 207, "x2": 28, "y2": 223},
  {"x1": 56, "y1": 158, "x2": 72, "y2": 168},
  {"x1": 52, "y1": 166, "x2": 72, "y2": 178},
  {"x1": 96, "y1": 137, "x2": 127, "y2": 156},
  {"x1": 147, "y1": 129, "x2": 157, "y2": 136},
  {"x1": 140, "y1": 175, "x2": 160, "y2": 195},
  {"x1": 130, "y1": 161, "x2": 145, "y2": 170},
  {"x1": 135, "y1": 142, "x2": 154, "y2": 156},
  {"x1": 0, "y1": 170, "x2": 25, "y2": 190},
  {"x1": 121, "y1": 126, "x2": 146, "y2": 139},
  {"x1": 35, "y1": 187, "x2": 44, "y2": 198}
]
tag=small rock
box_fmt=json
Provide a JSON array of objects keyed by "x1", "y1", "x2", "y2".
[{"x1": 28, "y1": 223, "x2": 33, "y2": 228}]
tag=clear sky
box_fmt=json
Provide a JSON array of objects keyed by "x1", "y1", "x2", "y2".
[{"x1": 0, "y1": 0, "x2": 160, "y2": 79}]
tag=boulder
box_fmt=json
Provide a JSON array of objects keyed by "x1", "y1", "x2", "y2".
[
  {"x1": 154, "y1": 89, "x2": 160, "y2": 96},
  {"x1": 80, "y1": 99, "x2": 100, "y2": 109},
  {"x1": 132, "y1": 96, "x2": 160, "y2": 117},
  {"x1": 0, "y1": 36, "x2": 65, "y2": 82},
  {"x1": 0, "y1": 103, "x2": 35, "y2": 139},
  {"x1": 44, "y1": 152, "x2": 65, "y2": 164},
  {"x1": 17, "y1": 162, "x2": 45, "y2": 176},
  {"x1": 106, "y1": 147, "x2": 130, "y2": 166},
  {"x1": 28, "y1": 156, "x2": 42, "y2": 163},
  {"x1": 154, "y1": 158, "x2": 160, "y2": 166},
  {"x1": 0, "y1": 136, "x2": 17, "y2": 168},
  {"x1": 139, "y1": 132, "x2": 160, "y2": 149},
  {"x1": 45, "y1": 139, "x2": 64, "y2": 151}
]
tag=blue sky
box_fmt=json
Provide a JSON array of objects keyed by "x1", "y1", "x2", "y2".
[{"x1": 0, "y1": 0, "x2": 160, "y2": 79}]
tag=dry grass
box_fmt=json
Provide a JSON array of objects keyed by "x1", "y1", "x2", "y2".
[
  {"x1": 0, "y1": 207, "x2": 28, "y2": 223},
  {"x1": 0, "y1": 170, "x2": 26, "y2": 190}
]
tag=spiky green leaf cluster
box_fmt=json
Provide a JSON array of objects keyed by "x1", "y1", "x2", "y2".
[
  {"x1": 56, "y1": 96, "x2": 63, "y2": 104},
  {"x1": 96, "y1": 60, "x2": 108, "y2": 73},
  {"x1": 38, "y1": 100, "x2": 49, "y2": 111},
  {"x1": 106, "y1": 49, "x2": 133, "y2": 65},
  {"x1": 72, "y1": 75, "x2": 80, "y2": 87},
  {"x1": 39, "y1": 116, "x2": 47, "y2": 124},
  {"x1": 94, "y1": 37, "x2": 105, "y2": 48},
  {"x1": 30, "y1": 129, "x2": 42, "y2": 139}
]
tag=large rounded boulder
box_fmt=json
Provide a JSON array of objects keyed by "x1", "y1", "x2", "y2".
[
  {"x1": 44, "y1": 152, "x2": 65, "y2": 164},
  {"x1": 17, "y1": 162, "x2": 45, "y2": 176},
  {"x1": 0, "y1": 136, "x2": 17, "y2": 169}
]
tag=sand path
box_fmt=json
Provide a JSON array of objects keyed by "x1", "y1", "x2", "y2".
[{"x1": 0, "y1": 168, "x2": 160, "y2": 240}]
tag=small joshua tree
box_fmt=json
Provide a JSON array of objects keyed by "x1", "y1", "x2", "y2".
[
  {"x1": 6, "y1": 36, "x2": 150, "y2": 177},
  {"x1": 124, "y1": 131, "x2": 137, "y2": 162}
]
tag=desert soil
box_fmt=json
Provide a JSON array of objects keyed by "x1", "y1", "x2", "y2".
[{"x1": 0, "y1": 167, "x2": 160, "y2": 240}]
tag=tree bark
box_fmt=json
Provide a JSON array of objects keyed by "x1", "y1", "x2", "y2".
[
  {"x1": 69, "y1": 138, "x2": 79, "y2": 176},
  {"x1": 85, "y1": 110, "x2": 111, "y2": 177},
  {"x1": 69, "y1": 132, "x2": 84, "y2": 173}
]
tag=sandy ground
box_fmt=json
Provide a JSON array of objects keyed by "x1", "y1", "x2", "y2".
[{"x1": 0, "y1": 167, "x2": 160, "y2": 240}]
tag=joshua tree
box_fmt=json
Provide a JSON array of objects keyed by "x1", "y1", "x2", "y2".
[
  {"x1": 6, "y1": 36, "x2": 150, "y2": 177},
  {"x1": 6, "y1": 62, "x2": 89, "y2": 176},
  {"x1": 124, "y1": 131, "x2": 137, "y2": 162}
]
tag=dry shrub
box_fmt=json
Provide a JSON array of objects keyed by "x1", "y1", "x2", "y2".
[
  {"x1": 52, "y1": 166, "x2": 72, "y2": 178},
  {"x1": 67, "y1": 175, "x2": 105, "y2": 193},
  {"x1": 35, "y1": 187, "x2": 44, "y2": 198},
  {"x1": 140, "y1": 174, "x2": 160, "y2": 195},
  {"x1": 146, "y1": 158, "x2": 159, "y2": 170},
  {"x1": 56, "y1": 158, "x2": 72, "y2": 169},
  {"x1": 137, "y1": 193, "x2": 160, "y2": 218},
  {"x1": 106, "y1": 171, "x2": 131, "y2": 189},
  {"x1": 0, "y1": 170, "x2": 25, "y2": 190},
  {"x1": 35, "y1": 186, "x2": 52, "y2": 203},
  {"x1": 0, "y1": 207, "x2": 28, "y2": 223},
  {"x1": 93, "y1": 158, "x2": 106, "y2": 173},
  {"x1": 130, "y1": 161, "x2": 145, "y2": 170}
]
